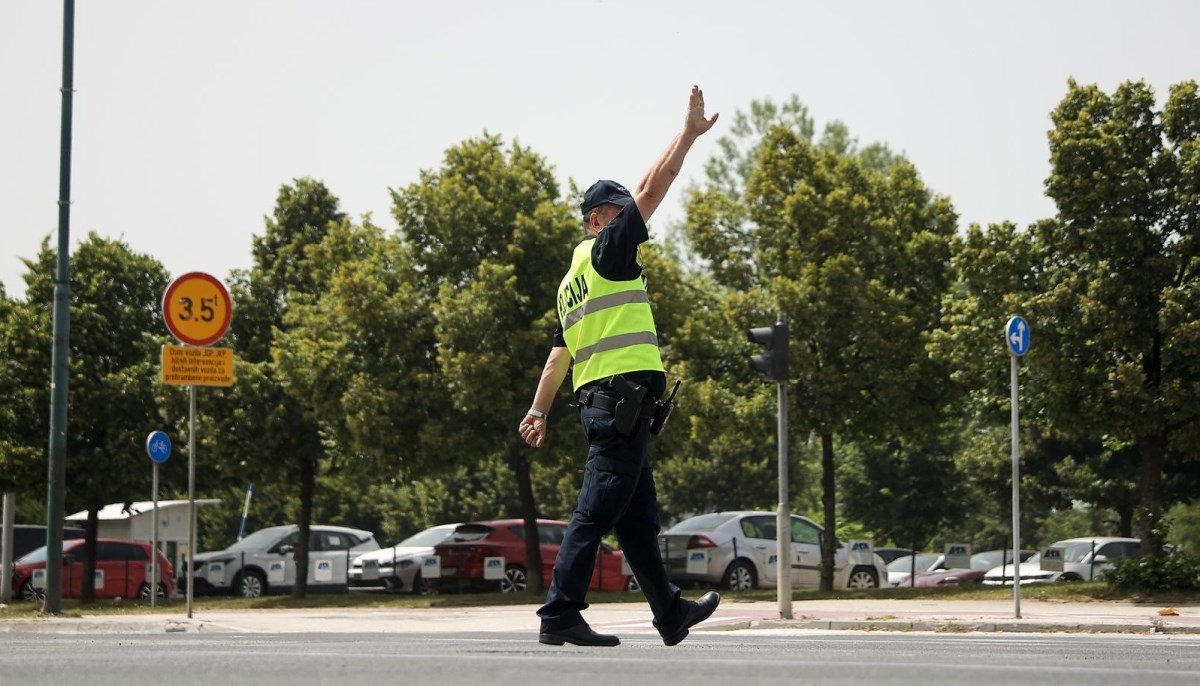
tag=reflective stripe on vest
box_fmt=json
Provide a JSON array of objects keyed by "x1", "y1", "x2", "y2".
[{"x1": 557, "y1": 239, "x2": 663, "y2": 390}]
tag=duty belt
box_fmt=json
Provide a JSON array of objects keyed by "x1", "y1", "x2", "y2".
[{"x1": 576, "y1": 389, "x2": 658, "y2": 419}]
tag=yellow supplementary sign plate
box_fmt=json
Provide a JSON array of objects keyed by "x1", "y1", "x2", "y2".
[{"x1": 162, "y1": 345, "x2": 235, "y2": 387}]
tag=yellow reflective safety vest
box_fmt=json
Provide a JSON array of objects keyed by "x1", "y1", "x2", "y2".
[{"x1": 557, "y1": 239, "x2": 663, "y2": 390}]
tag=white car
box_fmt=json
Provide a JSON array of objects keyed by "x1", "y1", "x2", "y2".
[
  {"x1": 184, "y1": 524, "x2": 379, "y2": 597},
  {"x1": 349, "y1": 523, "x2": 460, "y2": 594},
  {"x1": 658, "y1": 511, "x2": 887, "y2": 591},
  {"x1": 981, "y1": 537, "x2": 1141, "y2": 585}
]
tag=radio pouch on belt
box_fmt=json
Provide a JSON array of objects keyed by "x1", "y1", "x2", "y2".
[
  {"x1": 609, "y1": 375, "x2": 648, "y2": 436},
  {"x1": 649, "y1": 380, "x2": 681, "y2": 436}
]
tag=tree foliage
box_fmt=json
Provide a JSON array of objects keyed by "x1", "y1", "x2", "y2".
[
  {"x1": 1034, "y1": 80, "x2": 1200, "y2": 555},
  {"x1": 390, "y1": 133, "x2": 580, "y2": 595}
]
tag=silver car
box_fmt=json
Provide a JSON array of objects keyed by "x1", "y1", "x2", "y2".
[
  {"x1": 659, "y1": 511, "x2": 886, "y2": 591},
  {"x1": 184, "y1": 524, "x2": 379, "y2": 597},
  {"x1": 349, "y1": 523, "x2": 459, "y2": 594},
  {"x1": 981, "y1": 537, "x2": 1141, "y2": 585}
]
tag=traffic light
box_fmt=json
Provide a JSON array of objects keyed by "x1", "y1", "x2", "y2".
[{"x1": 747, "y1": 318, "x2": 789, "y2": 382}]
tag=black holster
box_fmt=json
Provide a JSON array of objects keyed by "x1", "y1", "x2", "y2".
[{"x1": 609, "y1": 375, "x2": 649, "y2": 436}]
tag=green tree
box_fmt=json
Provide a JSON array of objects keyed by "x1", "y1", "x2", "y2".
[
  {"x1": 0, "y1": 282, "x2": 42, "y2": 499},
  {"x1": 219, "y1": 178, "x2": 347, "y2": 597},
  {"x1": 1037, "y1": 79, "x2": 1200, "y2": 555},
  {"x1": 684, "y1": 100, "x2": 958, "y2": 589},
  {"x1": 390, "y1": 133, "x2": 579, "y2": 595},
  {"x1": 9, "y1": 234, "x2": 169, "y2": 601}
]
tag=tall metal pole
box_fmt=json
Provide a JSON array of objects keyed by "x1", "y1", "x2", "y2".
[
  {"x1": 187, "y1": 385, "x2": 197, "y2": 618},
  {"x1": 1010, "y1": 354, "x2": 1022, "y2": 619},
  {"x1": 151, "y1": 462, "x2": 159, "y2": 608},
  {"x1": 44, "y1": 0, "x2": 76, "y2": 616},
  {"x1": 1, "y1": 493, "x2": 14, "y2": 603},
  {"x1": 775, "y1": 312, "x2": 791, "y2": 620},
  {"x1": 776, "y1": 377, "x2": 791, "y2": 619}
]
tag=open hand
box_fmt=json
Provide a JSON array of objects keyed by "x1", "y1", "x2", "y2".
[{"x1": 684, "y1": 85, "x2": 719, "y2": 139}]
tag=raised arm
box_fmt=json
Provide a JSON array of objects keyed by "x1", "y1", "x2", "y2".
[{"x1": 633, "y1": 85, "x2": 719, "y2": 223}]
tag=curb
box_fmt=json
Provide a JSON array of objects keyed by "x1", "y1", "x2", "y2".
[{"x1": 749, "y1": 619, "x2": 1200, "y2": 634}]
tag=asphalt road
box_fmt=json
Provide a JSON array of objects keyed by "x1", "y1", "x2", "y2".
[{"x1": 3, "y1": 631, "x2": 1200, "y2": 686}]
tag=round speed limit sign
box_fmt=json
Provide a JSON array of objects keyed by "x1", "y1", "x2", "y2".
[{"x1": 162, "y1": 272, "x2": 233, "y2": 346}]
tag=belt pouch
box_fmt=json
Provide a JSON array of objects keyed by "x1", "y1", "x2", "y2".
[{"x1": 609, "y1": 375, "x2": 648, "y2": 436}]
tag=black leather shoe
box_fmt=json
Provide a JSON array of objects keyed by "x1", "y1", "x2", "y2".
[
  {"x1": 539, "y1": 623, "x2": 620, "y2": 647},
  {"x1": 661, "y1": 591, "x2": 721, "y2": 646}
]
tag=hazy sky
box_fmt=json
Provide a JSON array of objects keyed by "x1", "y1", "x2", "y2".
[{"x1": 3, "y1": 1, "x2": 1198, "y2": 299}]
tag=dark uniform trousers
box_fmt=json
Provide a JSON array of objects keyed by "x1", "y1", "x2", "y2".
[{"x1": 537, "y1": 374, "x2": 686, "y2": 638}]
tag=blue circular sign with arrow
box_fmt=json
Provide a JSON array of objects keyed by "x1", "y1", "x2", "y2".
[
  {"x1": 146, "y1": 431, "x2": 172, "y2": 464},
  {"x1": 1005, "y1": 316, "x2": 1031, "y2": 357}
]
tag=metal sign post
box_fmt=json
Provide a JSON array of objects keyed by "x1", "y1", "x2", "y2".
[
  {"x1": 160, "y1": 272, "x2": 234, "y2": 619},
  {"x1": 1005, "y1": 315, "x2": 1031, "y2": 619},
  {"x1": 1, "y1": 492, "x2": 14, "y2": 603},
  {"x1": 145, "y1": 431, "x2": 172, "y2": 608},
  {"x1": 188, "y1": 386, "x2": 197, "y2": 618}
]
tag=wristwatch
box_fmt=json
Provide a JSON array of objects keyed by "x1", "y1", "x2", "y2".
[{"x1": 527, "y1": 408, "x2": 547, "y2": 419}]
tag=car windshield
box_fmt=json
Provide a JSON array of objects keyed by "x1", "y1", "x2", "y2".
[
  {"x1": 225, "y1": 528, "x2": 288, "y2": 552},
  {"x1": 15, "y1": 540, "x2": 78, "y2": 565},
  {"x1": 669, "y1": 513, "x2": 737, "y2": 533},
  {"x1": 887, "y1": 553, "x2": 940, "y2": 573},
  {"x1": 1050, "y1": 540, "x2": 1102, "y2": 563},
  {"x1": 397, "y1": 526, "x2": 456, "y2": 547}
]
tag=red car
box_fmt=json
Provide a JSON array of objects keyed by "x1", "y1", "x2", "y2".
[
  {"x1": 12, "y1": 537, "x2": 176, "y2": 601},
  {"x1": 912, "y1": 548, "x2": 1036, "y2": 587},
  {"x1": 432, "y1": 519, "x2": 637, "y2": 594}
]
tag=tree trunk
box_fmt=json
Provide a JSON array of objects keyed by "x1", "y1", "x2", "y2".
[
  {"x1": 820, "y1": 432, "x2": 836, "y2": 592},
  {"x1": 1136, "y1": 432, "x2": 1167, "y2": 557},
  {"x1": 1117, "y1": 502, "x2": 1134, "y2": 539},
  {"x1": 293, "y1": 453, "x2": 316, "y2": 599},
  {"x1": 509, "y1": 449, "x2": 543, "y2": 596}
]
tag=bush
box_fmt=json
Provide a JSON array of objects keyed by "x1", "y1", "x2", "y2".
[{"x1": 1105, "y1": 550, "x2": 1200, "y2": 591}]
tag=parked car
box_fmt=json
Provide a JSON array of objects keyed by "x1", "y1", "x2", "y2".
[
  {"x1": 886, "y1": 553, "x2": 943, "y2": 587},
  {"x1": 12, "y1": 538, "x2": 175, "y2": 601},
  {"x1": 981, "y1": 537, "x2": 1141, "y2": 586},
  {"x1": 349, "y1": 523, "x2": 460, "y2": 594},
  {"x1": 658, "y1": 511, "x2": 886, "y2": 591},
  {"x1": 183, "y1": 524, "x2": 379, "y2": 597},
  {"x1": 431, "y1": 519, "x2": 635, "y2": 594},
  {"x1": 911, "y1": 549, "x2": 1036, "y2": 587}
]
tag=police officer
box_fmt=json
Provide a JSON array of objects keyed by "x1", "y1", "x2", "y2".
[{"x1": 518, "y1": 85, "x2": 720, "y2": 647}]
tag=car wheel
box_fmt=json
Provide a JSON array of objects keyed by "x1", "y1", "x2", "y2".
[
  {"x1": 722, "y1": 560, "x2": 757, "y2": 591},
  {"x1": 236, "y1": 570, "x2": 267, "y2": 598},
  {"x1": 138, "y1": 582, "x2": 166, "y2": 600},
  {"x1": 625, "y1": 575, "x2": 641, "y2": 593},
  {"x1": 412, "y1": 571, "x2": 439, "y2": 596},
  {"x1": 500, "y1": 565, "x2": 527, "y2": 593},
  {"x1": 846, "y1": 567, "x2": 879, "y2": 589},
  {"x1": 1059, "y1": 573, "x2": 1083, "y2": 582},
  {"x1": 20, "y1": 579, "x2": 45, "y2": 602}
]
